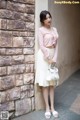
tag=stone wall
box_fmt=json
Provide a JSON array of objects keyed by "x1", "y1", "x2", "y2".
[{"x1": 0, "y1": 0, "x2": 35, "y2": 119}]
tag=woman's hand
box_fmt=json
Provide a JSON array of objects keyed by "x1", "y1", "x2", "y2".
[
  {"x1": 48, "y1": 59, "x2": 56, "y2": 64},
  {"x1": 44, "y1": 56, "x2": 56, "y2": 64}
]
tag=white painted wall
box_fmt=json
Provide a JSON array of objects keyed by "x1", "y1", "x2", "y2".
[
  {"x1": 48, "y1": 0, "x2": 80, "y2": 84},
  {"x1": 35, "y1": 0, "x2": 48, "y2": 60},
  {"x1": 35, "y1": 0, "x2": 48, "y2": 110}
]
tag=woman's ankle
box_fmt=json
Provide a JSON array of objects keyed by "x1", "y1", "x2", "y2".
[
  {"x1": 46, "y1": 106, "x2": 50, "y2": 112},
  {"x1": 50, "y1": 107, "x2": 55, "y2": 112}
]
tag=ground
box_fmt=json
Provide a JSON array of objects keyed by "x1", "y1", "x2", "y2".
[{"x1": 12, "y1": 69, "x2": 80, "y2": 120}]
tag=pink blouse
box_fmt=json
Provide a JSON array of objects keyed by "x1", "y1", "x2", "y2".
[{"x1": 38, "y1": 26, "x2": 59, "y2": 62}]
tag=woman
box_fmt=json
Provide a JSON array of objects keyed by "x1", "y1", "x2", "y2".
[{"x1": 35, "y1": 10, "x2": 59, "y2": 119}]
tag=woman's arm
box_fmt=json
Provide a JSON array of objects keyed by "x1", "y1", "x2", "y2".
[
  {"x1": 38, "y1": 29, "x2": 49, "y2": 59},
  {"x1": 52, "y1": 41, "x2": 58, "y2": 63},
  {"x1": 49, "y1": 28, "x2": 59, "y2": 64}
]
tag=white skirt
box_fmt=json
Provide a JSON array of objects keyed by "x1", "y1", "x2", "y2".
[{"x1": 35, "y1": 48, "x2": 59, "y2": 87}]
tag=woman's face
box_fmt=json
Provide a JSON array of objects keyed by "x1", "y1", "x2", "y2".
[{"x1": 43, "y1": 14, "x2": 52, "y2": 27}]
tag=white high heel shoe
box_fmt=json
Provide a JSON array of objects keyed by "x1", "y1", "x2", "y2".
[
  {"x1": 45, "y1": 111, "x2": 51, "y2": 119},
  {"x1": 52, "y1": 110, "x2": 59, "y2": 118}
]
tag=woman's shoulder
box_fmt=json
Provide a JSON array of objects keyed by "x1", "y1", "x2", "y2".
[
  {"x1": 38, "y1": 27, "x2": 45, "y2": 34},
  {"x1": 39, "y1": 26, "x2": 44, "y2": 31},
  {"x1": 38, "y1": 26, "x2": 58, "y2": 34},
  {"x1": 52, "y1": 26, "x2": 58, "y2": 31}
]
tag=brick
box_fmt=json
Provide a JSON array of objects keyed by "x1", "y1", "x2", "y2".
[
  {"x1": 20, "y1": 31, "x2": 28, "y2": 37},
  {"x1": 0, "y1": 91, "x2": 6, "y2": 103},
  {"x1": 23, "y1": 48, "x2": 34, "y2": 54},
  {"x1": 13, "y1": 11, "x2": 23, "y2": 20},
  {"x1": 6, "y1": 49, "x2": 16, "y2": 55},
  {"x1": 15, "y1": 74, "x2": 23, "y2": 80},
  {"x1": 26, "y1": 0, "x2": 35, "y2": 4},
  {"x1": 0, "y1": 19, "x2": 7, "y2": 29},
  {"x1": 7, "y1": 20, "x2": 26, "y2": 30},
  {"x1": 27, "y1": 31, "x2": 34, "y2": 37},
  {"x1": 13, "y1": 37, "x2": 23, "y2": 47},
  {"x1": 23, "y1": 37, "x2": 34, "y2": 47},
  {"x1": 30, "y1": 90, "x2": 34, "y2": 97},
  {"x1": 15, "y1": 98, "x2": 31, "y2": 116},
  {"x1": 7, "y1": 64, "x2": 25, "y2": 74},
  {"x1": 24, "y1": 73, "x2": 34, "y2": 84},
  {"x1": 0, "y1": 66, "x2": 6, "y2": 76},
  {"x1": 6, "y1": 48, "x2": 23, "y2": 55},
  {"x1": 0, "y1": 48, "x2": 6, "y2": 55},
  {"x1": 16, "y1": 48, "x2": 23, "y2": 55},
  {"x1": 26, "y1": 22, "x2": 34, "y2": 31},
  {"x1": 23, "y1": 13, "x2": 34, "y2": 22},
  {"x1": 12, "y1": 55, "x2": 24, "y2": 64},
  {"x1": 13, "y1": 0, "x2": 35, "y2": 4},
  {"x1": 15, "y1": 11, "x2": 33, "y2": 22},
  {"x1": 25, "y1": 5, "x2": 35, "y2": 14},
  {"x1": 12, "y1": 31, "x2": 20, "y2": 36},
  {"x1": 20, "y1": 91, "x2": 27, "y2": 99},
  {"x1": 0, "y1": 36, "x2": 12, "y2": 47},
  {"x1": 0, "y1": 0, "x2": 6, "y2": 9},
  {"x1": 25, "y1": 55, "x2": 34, "y2": 63},
  {"x1": 25, "y1": 64, "x2": 34, "y2": 73},
  {"x1": 0, "y1": 75, "x2": 15, "y2": 91},
  {"x1": 0, "y1": 30, "x2": 12, "y2": 37},
  {"x1": 21, "y1": 84, "x2": 34, "y2": 99},
  {"x1": 0, "y1": 9, "x2": 13, "y2": 19},
  {"x1": 0, "y1": 10, "x2": 34, "y2": 22},
  {"x1": 0, "y1": 56, "x2": 12, "y2": 67},
  {"x1": 27, "y1": 88, "x2": 34, "y2": 98},
  {"x1": 15, "y1": 74, "x2": 23, "y2": 86},
  {"x1": 7, "y1": 1, "x2": 26, "y2": 13},
  {"x1": 6, "y1": 87, "x2": 21, "y2": 101},
  {"x1": 21, "y1": 85, "x2": 30, "y2": 91},
  {"x1": 31, "y1": 84, "x2": 34, "y2": 89},
  {"x1": 0, "y1": 101, "x2": 15, "y2": 111}
]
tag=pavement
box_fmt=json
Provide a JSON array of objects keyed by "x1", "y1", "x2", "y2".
[{"x1": 12, "y1": 69, "x2": 80, "y2": 120}]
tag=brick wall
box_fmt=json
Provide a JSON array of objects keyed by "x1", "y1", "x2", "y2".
[{"x1": 0, "y1": 0, "x2": 35, "y2": 119}]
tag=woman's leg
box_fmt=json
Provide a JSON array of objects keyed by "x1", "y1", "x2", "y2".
[
  {"x1": 49, "y1": 86, "x2": 59, "y2": 117},
  {"x1": 42, "y1": 87, "x2": 50, "y2": 112},
  {"x1": 49, "y1": 86, "x2": 55, "y2": 111}
]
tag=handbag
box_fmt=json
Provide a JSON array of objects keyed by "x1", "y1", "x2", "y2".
[{"x1": 46, "y1": 64, "x2": 59, "y2": 81}]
